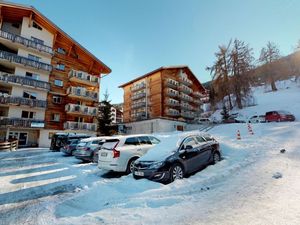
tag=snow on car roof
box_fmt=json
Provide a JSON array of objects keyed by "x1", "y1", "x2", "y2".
[
  {"x1": 80, "y1": 136, "x2": 111, "y2": 142},
  {"x1": 139, "y1": 130, "x2": 211, "y2": 162}
]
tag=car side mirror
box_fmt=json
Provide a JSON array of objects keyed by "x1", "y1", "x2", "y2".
[{"x1": 179, "y1": 149, "x2": 186, "y2": 154}]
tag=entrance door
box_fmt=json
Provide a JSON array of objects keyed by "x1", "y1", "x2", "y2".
[{"x1": 9, "y1": 132, "x2": 28, "y2": 146}]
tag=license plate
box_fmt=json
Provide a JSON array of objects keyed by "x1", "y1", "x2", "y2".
[
  {"x1": 134, "y1": 171, "x2": 144, "y2": 176},
  {"x1": 101, "y1": 152, "x2": 107, "y2": 157}
]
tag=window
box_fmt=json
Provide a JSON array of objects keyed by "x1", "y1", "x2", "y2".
[
  {"x1": 196, "y1": 136, "x2": 206, "y2": 143},
  {"x1": 52, "y1": 96, "x2": 62, "y2": 104},
  {"x1": 32, "y1": 21, "x2": 42, "y2": 31},
  {"x1": 75, "y1": 117, "x2": 84, "y2": 123},
  {"x1": 124, "y1": 137, "x2": 140, "y2": 146},
  {"x1": 149, "y1": 136, "x2": 160, "y2": 144},
  {"x1": 182, "y1": 137, "x2": 198, "y2": 148},
  {"x1": 28, "y1": 54, "x2": 41, "y2": 62},
  {"x1": 51, "y1": 113, "x2": 60, "y2": 122},
  {"x1": 21, "y1": 111, "x2": 35, "y2": 119},
  {"x1": 25, "y1": 72, "x2": 40, "y2": 80},
  {"x1": 138, "y1": 136, "x2": 152, "y2": 145},
  {"x1": 54, "y1": 79, "x2": 63, "y2": 87},
  {"x1": 57, "y1": 48, "x2": 66, "y2": 55},
  {"x1": 31, "y1": 37, "x2": 44, "y2": 45},
  {"x1": 56, "y1": 64, "x2": 65, "y2": 71},
  {"x1": 92, "y1": 140, "x2": 100, "y2": 144},
  {"x1": 23, "y1": 91, "x2": 37, "y2": 99}
]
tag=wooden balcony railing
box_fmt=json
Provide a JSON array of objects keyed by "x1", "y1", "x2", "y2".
[
  {"x1": 0, "y1": 50, "x2": 52, "y2": 72},
  {"x1": 0, "y1": 72, "x2": 50, "y2": 90},
  {"x1": 0, "y1": 29, "x2": 53, "y2": 55}
]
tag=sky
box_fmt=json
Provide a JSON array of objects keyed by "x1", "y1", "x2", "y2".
[{"x1": 10, "y1": 0, "x2": 300, "y2": 103}]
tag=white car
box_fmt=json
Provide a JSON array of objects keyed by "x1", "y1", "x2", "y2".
[
  {"x1": 98, "y1": 135, "x2": 160, "y2": 173},
  {"x1": 248, "y1": 115, "x2": 266, "y2": 123}
]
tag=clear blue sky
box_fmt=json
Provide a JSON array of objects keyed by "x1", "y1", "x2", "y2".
[{"x1": 11, "y1": 0, "x2": 300, "y2": 103}]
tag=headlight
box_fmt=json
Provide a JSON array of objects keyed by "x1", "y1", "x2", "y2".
[{"x1": 149, "y1": 161, "x2": 164, "y2": 169}]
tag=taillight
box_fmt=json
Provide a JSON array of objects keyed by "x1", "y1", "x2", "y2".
[
  {"x1": 112, "y1": 141, "x2": 120, "y2": 158},
  {"x1": 113, "y1": 149, "x2": 120, "y2": 158}
]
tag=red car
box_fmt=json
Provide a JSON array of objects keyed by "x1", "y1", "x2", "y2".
[{"x1": 265, "y1": 111, "x2": 295, "y2": 122}]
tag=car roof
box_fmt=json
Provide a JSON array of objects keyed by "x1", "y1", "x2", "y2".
[{"x1": 80, "y1": 136, "x2": 111, "y2": 142}]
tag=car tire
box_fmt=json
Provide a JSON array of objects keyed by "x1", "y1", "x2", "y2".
[
  {"x1": 170, "y1": 163, "x2": 184, "y2": 183},
  {"x1": 212, "y1": 151, "x2": 221, "y2": 164},
  {"x1": 126, "y1": 158, "x2": 138, "y2": 174}
]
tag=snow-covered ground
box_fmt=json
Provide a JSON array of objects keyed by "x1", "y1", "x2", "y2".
[{"x1": 0, "y1": 80, "x2": 300, "y2": 225}]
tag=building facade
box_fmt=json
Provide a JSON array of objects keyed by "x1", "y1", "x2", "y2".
[
  {"x1": 0, "y1": 2, "x2": 111, "y2": 147},
  {"x1": 111, "y1": 104, "x2": 123, "y2": 124},
  {"x1": 119, "y1": 66, "x2": 208, "y2": 133}
]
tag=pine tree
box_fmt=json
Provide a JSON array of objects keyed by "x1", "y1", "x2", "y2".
[{"x1": 97, "y1": 90, "x2": 112, "y2": 136}]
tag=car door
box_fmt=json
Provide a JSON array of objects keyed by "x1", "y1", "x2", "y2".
[
  {"x1": 179, "y1": 136, "x2": 200, "y2": 173},
  {"x1": 196, "y1": 136, "x2": 213, "y2": 164}
]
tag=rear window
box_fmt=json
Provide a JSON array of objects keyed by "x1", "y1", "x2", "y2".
[
  {"x1": 124, "y1": 137, "x2": 140, "y2": 146},
  {"x1": 203, "y1": 135, "x2": 214, "y2": 141},
  {"x1": 102, "y1": 139, "x2": 119, "y2": 150},
  {"x1": 196, "y1": 136, "x2": 206, "y2": 143},
  {"x1": 138, "y1": 136, "x2": 152, "y2": 145}
]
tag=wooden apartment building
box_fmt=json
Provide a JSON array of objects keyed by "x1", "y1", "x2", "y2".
[
  {"x1": 119, "y1": 66, "x2": 208, "y2": 126},
  {"x1": 0, "y1": 2, "x2": 111, "y2": 147}
]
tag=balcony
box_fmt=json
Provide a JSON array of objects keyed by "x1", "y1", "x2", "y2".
[
  {"x1": 179, "y1": 84, "x2": 193, "y2": 94},
  {"x1": 0, "y1": 72, "x2": 50, "y2": 91},
  {"x1": 131, "y1": 92, "x2": 146, "y2": 100},
  {"x1": 131, "y1": 111, "x2": 147, "y2": 121},
  {"x1": 131, "y1": 82, "x2": 146, "y2": 92},
  {"x1": 67, "y1": 87, "x2": 98, "y2": 102},
  {"x1": 0, "y1": 117, "x2": 45, "y2": 128},
  {"x1": 131, "y1": 101, "x2": 146, "y2": 109},
  {"x1": 179, "y1": 76, "x2": 192, "y2": 87},
  {"x1": 165, "y1": 98, "x2": 179, "y2": 107},
  {"x1": 194, "y1": 99, "x2": 202, "y2": 105},
  {"x1": 0, "y1": 30, "x2": 53, "y2": 55},
  {"x1": 0, "y1": 50, "x2": 52, "y2": 72},
  {"x1": 64, "y1": 121, "x2": 97, "y2": 132},
  {"x1": 0, "y1": 95, "x2": 47, "y2": 108},
  {"x1": 166, "y1": 88, "x2": 179, "y2": 98},
  {"x1": 181, "y1": 111, "x2": 194, "y2": 119},
  {"x1": 166, "y1": 108, "x2": 180, "y2": 117},
  {"x1": 69, "y1": 69, "x2": 99, "y2": 87},
  {"x1": 180, "y1": 93, "x2": 193, "y2": 102},
  {"x1": 165, "y1": 79, "x2": 179, "y2": 89},
  {"x1": 65, "y1": 103, "x2": 97, "y2": 116},
  {"x1": 180, "y1": 102, "x2": 193, "y2": 111},
  {"x1": 194, "y1": 91, "x2": 204, "y2": 98}
]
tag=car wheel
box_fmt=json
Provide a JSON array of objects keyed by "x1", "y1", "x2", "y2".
[
  {"x1": 170, "y1": 164, "x2": 184, "y2": 182},
  {"x1": 212, "y1": 152, "x2": 221, "y2": 164},
  {"x1": 126, "y1": 158, "x2": 138, "y2": 174}
]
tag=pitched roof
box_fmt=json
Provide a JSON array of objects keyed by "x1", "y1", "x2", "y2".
[{"x1": 0, "y1": 1, "x2": 111, "y2": 74}]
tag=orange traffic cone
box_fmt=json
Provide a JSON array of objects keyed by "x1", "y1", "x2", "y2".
[
  {"x1": 237, "y1": 130, "x2": 241, "y2": 140},
  {"x1": 248, "y1": 124, "x2": 254, "y2": 135}
]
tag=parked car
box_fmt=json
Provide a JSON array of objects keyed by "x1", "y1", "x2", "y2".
[
  {"x1": 50, "y1": 133, "x2": 91, "y2": 151},
  {"x1": 248, "y1": 115, "x2": 266, "y2": 123},
  {"x1": 265, "y1": 110, "x2": 295, "y2": 122},
  {"x1": 74, "y1": 137, "x2": 109, "y2": 162},
  {"x1": 61, "y1": 139, "x2": 81, "y2": 156},
  {"x1": 98, "y1": 135, "x2": 160, "y2": 174},
  {"x1": 133, "y1": 132, "x2": 221, "y2": 184}
]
